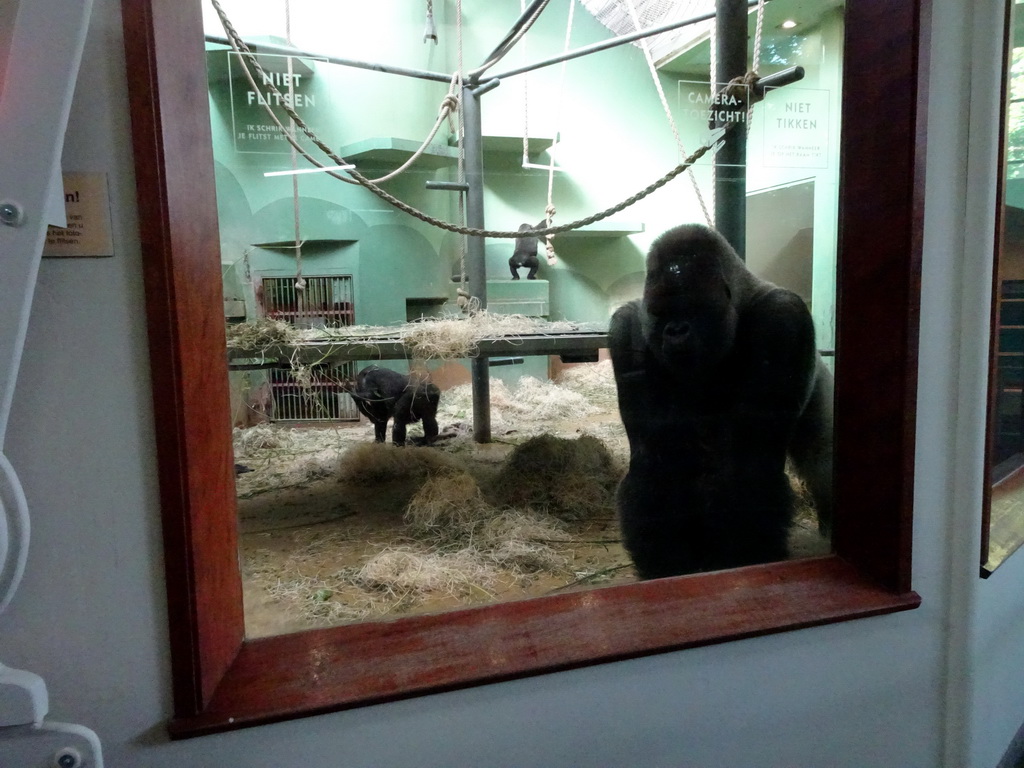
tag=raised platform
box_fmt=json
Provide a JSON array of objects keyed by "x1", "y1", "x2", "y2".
[{"x1": 227, "y1": 324, "x2": 608, "y2": 368}]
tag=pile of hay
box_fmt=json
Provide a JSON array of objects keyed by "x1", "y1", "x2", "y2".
[
  {"x1": 556, "y1": 359, "x2": 619, "y2": 410},
  {"x1": 403, "y1": 471, "x2": 489, "y2": 538},
  {"x1": 400, "y1": 311, "x2": 581, "y2": 360},
  {"x1": 260, "y1": 468, "x2": 578, "y2": 623},
  {"x1": 436, "y1": 376, "x2": 597, "y2": 436},
  {"x1": 233, "y1": 424, "x2": 349, "y2": 496},
  {"x1": 403, "y1": 471, "x2": 571, "y2": 572},
  {"x1": 238, "y1": 375, "x2": 633, "y2": 629},
  {"x1": 294, "y1": 311, "x2": 585, "y2": 361},
  {"x1": 336, "y1": 442, "x2": 466, "y2": 485},
  {"x1": 234, "y1": 423, "x2": 294, "y2": 454},
  {"x1": 475, "y1": 511, "x2": 571, "y2": 572},
  {"x1": 225, "y1": 318, "x2": 301, "y2": 351},
  {"x1": 488, "y1": 434, "x2": 623, "y2": 520},
  {"x1": 356, "y1": 548, "x2": 499, "y2": 596}
]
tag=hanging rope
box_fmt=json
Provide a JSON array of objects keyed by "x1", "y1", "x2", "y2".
[
  {"x1": 217, "y1": 0, "x2": 459, "y2": 188},
  {"x1": 280, "y1": 0, "x2": 307, "y2": 292},
  {"x1": 541, "y1": 0, "x2": 576, "y2": 267},
  {"x1": 520, "y1": 0, "x2": 530, "y2": 168},
  {"x1": 623, "y1": 0, "x2": 712, "y2": 227},
  {"x1": 210, "y1": 0, "x2": 738, "y2": 240},
  {"x1": 469, "y1": 0, "x2": 551, "y2": 80},
  {"x1": 453, "y1": 0, "x2": 477, "y2": 313},
  {"x1": 424, "y1": 0, "x2": 438, "y2": 44},
  {"x1": 748, "y1": 0, "x2": 766, "y2": 130}
]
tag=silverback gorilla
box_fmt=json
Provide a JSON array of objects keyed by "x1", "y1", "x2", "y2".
[
  {"x1": 350, "y1": 365, "x2": 440, "y2": 446},
  {"x1": 609, "y1": 224, "x2": 833, "y2": 579},
  {"x1": 508, "y1": 219, "x2": 546, "y2": 280}
]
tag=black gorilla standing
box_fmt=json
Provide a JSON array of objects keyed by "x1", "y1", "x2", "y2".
[
  {"x1": 350, "y1": 366, "x2": 440, "y2": 446},
  {"x1": 609, "y1": 224, "x2": 833, "y2": 579},
  {"x1": 508, "y1": 219, "x2": 547, "y2": 280}
]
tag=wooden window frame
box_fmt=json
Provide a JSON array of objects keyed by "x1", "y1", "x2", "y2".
[
  {"x1": 982, "y1": 0, "x2": 1024, "y2": 576},
  {"x1": 120, "y1": 0, "x2": 928, "y2": 738}
]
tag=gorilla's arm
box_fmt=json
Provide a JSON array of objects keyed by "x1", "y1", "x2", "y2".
[
  {"x1": 609, "y1": 300, "x2": 663, "y2": 451},
  {"x1": 731, "y1": 289, "x2": 817, "y2": 430},
  {"x1": 733, "y1": 290, "x2": 832, "y2": 530},
  {"x1": 789, "y1": 357, "x2": 834, "y2": 534}
]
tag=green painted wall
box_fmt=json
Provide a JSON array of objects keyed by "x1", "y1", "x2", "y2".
[{"x1": 204, "y1": 1, "x2": 843, "y2": 357}]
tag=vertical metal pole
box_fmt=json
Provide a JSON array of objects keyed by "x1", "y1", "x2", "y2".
[
  {"x1": 462, "y1": 81, "x2": 492, "y2": 443},
  {"x1": 715, "y1": 0, "x2": 747, "y2": 260}
]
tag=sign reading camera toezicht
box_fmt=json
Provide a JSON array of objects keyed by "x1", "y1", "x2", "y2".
[{"x1": 676, "y1": 80, "x2": 750, "y2": 167}]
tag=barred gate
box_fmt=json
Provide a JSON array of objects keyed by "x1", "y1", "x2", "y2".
[{"x1": 261, "y1": 275, "x2": 359, "y2": 422}]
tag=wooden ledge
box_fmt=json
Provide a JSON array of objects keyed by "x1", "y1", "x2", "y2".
[{"x1": 169, "y1": 554, "x2": 920, "y2": 739}]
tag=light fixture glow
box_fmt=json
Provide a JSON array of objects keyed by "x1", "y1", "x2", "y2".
[
  {"x1": 262, "y1": 164, "x2": 355, "y2": 177},
  {"x1": 780, "y1": 19, "x2": 798, "y2": 29}
]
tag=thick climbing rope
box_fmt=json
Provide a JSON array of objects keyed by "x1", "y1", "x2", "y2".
[
  {"x1": 216, "y1": 0, "x2": 459, "y2": 188},
  {"x1": 470, "y1": 0, "x2": 551, "y2": 80},
  {"x1": 210, "y1": 0, "x2": 737, "y2": 240},
  {"x1": 623, "y1": 0, "x2": 713, "y2": 227}
]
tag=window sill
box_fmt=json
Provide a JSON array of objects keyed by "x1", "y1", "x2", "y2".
[{"x1": 169, "y1": 554, "x2": 920, "y2": 738}]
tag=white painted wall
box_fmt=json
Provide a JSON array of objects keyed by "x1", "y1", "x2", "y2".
[{"x1": 1, "y1": 0, "x2": 1019, "y2": 766}]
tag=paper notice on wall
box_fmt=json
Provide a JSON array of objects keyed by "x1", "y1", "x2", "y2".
[{"x1": 42, "y1": 172, "x2": 114, "y2": 258}]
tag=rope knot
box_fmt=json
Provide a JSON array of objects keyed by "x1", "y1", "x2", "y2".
[
  {"x1": 456, "y1": 287, "x2": 479, "y2": 314},
  {"x1": 440, "y1": 94, "x2": 459, "y2": 115},
  {"x1": 721, "y1": 71, "x2": 763, "y2": 108}
]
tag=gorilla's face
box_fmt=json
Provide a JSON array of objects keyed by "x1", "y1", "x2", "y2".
[{"x1": 643, "y1": 240, "x2": 738, "y2": 371}]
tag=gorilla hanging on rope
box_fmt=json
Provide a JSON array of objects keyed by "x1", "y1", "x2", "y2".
[
  {"x1": 508, "y1": 216, "x2": 555, "y2": 280},
  {"x1": 609, "y1": 224, "x2": 834, "y2": 580}
]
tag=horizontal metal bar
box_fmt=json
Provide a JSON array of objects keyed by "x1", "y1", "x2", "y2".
[
  {"x1": 425, "y1": 181, "x2": 470, "y2": 191},
  {"x1": 493, "y1": 0, "x2": 761, "y2": 81},
  {"x1": 227, "y1": 332, "x2": 611, "y2": 367},
  {"x1": 205, "y1": 35, "x2": 453, "y2": 84},
  {"x1": 229, "y1": 337, "x2": 838, "y2": 367},
  {"x1": 471, "y1": 77, "x2": 501, "y2": 96},
  {"x1": 753, "y1": 65, "x2": 806, "y2": 97}
]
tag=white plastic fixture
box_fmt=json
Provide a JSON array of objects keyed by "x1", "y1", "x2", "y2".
[{"x1": 0, "y1": 0, "x2": 105, "y2": 765}]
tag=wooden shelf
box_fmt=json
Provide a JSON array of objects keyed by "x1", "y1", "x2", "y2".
[
  {"x1": 227, "y1": 327, "x2": 608, "y2": 367},
  {"x1": 555, "y1": 221, "x2": 645, "y2": 239},
  {"x1": 339, "y1": 136, "x2": 458, "y2": 169},
  {"x1": 470, "y1": 135, "x2": 556, "y2": 154}
]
